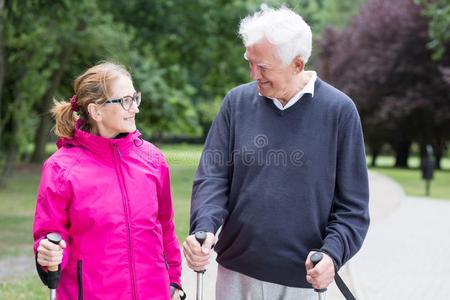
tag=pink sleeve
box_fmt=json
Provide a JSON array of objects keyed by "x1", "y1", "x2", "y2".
[
  {"x1": 33, "y1": 161, "x2": 72, "y2": 271},
  {"x1": 157, "y1": 156, "x2": 182, "y2": 286}
]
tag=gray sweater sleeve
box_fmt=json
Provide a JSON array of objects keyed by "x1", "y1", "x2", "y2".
[
  {"x1": 190, "y1": 96, "x2": 232, "y2": 234},
  {"x1": 321, "y1": 101, "x2": 370, "y2": 269}
]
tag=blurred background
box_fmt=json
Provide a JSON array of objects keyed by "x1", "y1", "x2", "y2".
[{"x1": 0, "y1": 0, "x2": 449, "y2": 299}]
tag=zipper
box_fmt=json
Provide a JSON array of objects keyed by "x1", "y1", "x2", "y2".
[
  {"x1": 112, "y1": 143, "x2": 137, "y2": 300},
  {"x1": 116, "y1": 144, "x2": 123, "y2": 159},
  {"x1": 164, "y1": 254, "x2": 169, "y2": 270}
]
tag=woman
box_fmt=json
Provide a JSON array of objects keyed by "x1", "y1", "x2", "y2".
[{"x1": 33, "y1": 62, "x2": 185, "y2": 300}]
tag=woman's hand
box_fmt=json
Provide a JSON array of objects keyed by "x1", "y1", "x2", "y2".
[
  {"x1": 171, "y1": 289, "x2": 181, "y2": 300},
  {"x1": 37, "y1": 238, "x2": 66, "y2": 270}
]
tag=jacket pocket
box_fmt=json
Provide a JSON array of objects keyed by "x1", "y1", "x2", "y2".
[{"x1": 77, "y1": 260, "x2": 83, "y2": 300}]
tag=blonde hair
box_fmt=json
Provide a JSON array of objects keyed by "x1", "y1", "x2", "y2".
[{"x1": 51, "y1": 62, "x2": 131, "y2": 138}]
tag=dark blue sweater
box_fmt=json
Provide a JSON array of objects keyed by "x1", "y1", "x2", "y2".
[{"x1": 190, "y1": 78, "x2": 370, "y2": 288}]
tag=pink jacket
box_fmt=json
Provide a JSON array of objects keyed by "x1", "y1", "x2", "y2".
[{"x1": 33, "y1": 126, "x2": 182, "y2": 300}]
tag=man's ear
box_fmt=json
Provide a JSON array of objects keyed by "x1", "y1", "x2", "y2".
[
  {"x1": 293, "y1": 56, "x2": 305, "y2": 74},
  {"x1": 87, "y1": 103, "x2": 102, "y2": 122}
]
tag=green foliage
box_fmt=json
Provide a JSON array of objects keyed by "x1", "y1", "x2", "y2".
[
  {"x1": 100, "y1": 0, "x2": 252, "y2": 133},
  {"x1": 1, "y1": 0, "x2": 135, "y2": 162},
  {"x1": 125, "y1": 50, "x2": 200, "y2": 137},
  {"x1": 0, "y1": 0, "x2": 380, "y2": 170},
  {"x1": 417, "y1": 0, "x2": 450, "y2": 60}
]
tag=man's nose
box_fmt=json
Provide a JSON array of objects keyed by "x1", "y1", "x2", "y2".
[{"x1": 250, "y1": 65, "x2": 261, "y2": 80}]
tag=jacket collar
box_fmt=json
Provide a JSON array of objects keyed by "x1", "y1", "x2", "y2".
[{"x1": 57, "y1": 121, "x2": 142, "y2": 158}]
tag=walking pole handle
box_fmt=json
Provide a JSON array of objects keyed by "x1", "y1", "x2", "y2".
[
  {"x1": 195, "y1": 231, "x2": 207, "y2": 273},
  {"x1": 194, "y1": 231, "x2": 207, "y2": 300},
  {"x1": 46, "y1": 233, "x2": 62, "y2": 289},
  {"x1": 310, "y1": 252, "x2": 327, "y2": 293},
  {"x1": 195, "y1": 231, "x2": 207, "y2": 246}
]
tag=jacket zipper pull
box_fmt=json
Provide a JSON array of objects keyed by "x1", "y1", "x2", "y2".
[{"x1": 114, "y1": 144, "x2": 122, "y2": 159}]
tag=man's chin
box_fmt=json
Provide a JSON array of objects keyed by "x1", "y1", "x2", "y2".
[
  {"x1": 257, "y1": 85, "x2": 271, "y2": 98},
  {"x1": 258, "y1": 90, "x2": 274, "y2": 99}
]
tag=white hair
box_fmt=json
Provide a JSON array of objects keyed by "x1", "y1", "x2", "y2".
[{"x1": 239, "y1": 6, "x2": 312, "y2": 65}]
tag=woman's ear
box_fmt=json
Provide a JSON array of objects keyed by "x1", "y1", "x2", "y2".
[{"x1": 87, "y1": 103, "x2": 102, "y2": 122}]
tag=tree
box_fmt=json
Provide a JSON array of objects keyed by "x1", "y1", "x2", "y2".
[
  {"x1": 0, "y1": 0, "x2": 135, "y2": 175},
  {"x1": 100, "y1": 0, "x2": 252, "y2": 138},
  {"x1": 29, "y1": 0, "x2": 131, "y2": 163},
  {"x1": 419, "y1": 0, "x2": 450, "y2": 87},
  {"x1": 419, "y1": 0, "x2": 450, "y2": 61},
  {"x1": 0, "y1": 0, "x2": 4, "y2": 135},
  {"x1": 0, "y1": 0, "x2": 6, "y2": 187},
  {"x1": 317, "y1": 0, "x2": 450, "y2": 168},
  {"x1": 0, "y1": 0, "x2": 389, "y2": 187}
]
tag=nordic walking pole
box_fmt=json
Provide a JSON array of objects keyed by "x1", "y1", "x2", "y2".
[
  {"x1": 195, "y1": 231, "x2": 207, "y2": 300},
  {"x1": 310, "y1": 252, "x2": 327, "y2": 300},
  {"x1": 46, "y1": 233, "x2": 62, "y2": 300}
]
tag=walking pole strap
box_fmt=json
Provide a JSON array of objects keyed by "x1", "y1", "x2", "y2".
[{"x1": 335, "y1": 273, "x2": 356, "y2": 300}]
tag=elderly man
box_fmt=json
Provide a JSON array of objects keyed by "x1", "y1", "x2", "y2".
[{"x1": 183, "y1": 6, "x2": 369, "y2": 300}]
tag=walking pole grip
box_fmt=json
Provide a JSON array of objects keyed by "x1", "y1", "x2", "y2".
[
  {"x1": 195, "y1": 231, "x2": 207, "y2": 273},
  {"x1": 310, "y1": 252, "x2": 327, "y2": 294},
  {"x1": 195, "y1": 231, "x2": 207, "y2": 300},
  {"x1": 46, "y1": 233, "x2": 62, "y2": 290}
]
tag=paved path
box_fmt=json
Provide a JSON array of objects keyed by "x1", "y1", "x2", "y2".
[
  {"x1": 350, "y1": 195, "x2": 450, "y2": 300},
  {"x1": 181, "y1": 171, "x2": 450, "y2": 299},
  {"x1": 2, "y1": 171, "x2": 450, "y2": 300},
  {"x1": 0, "y1": 255, "x2": 33, "y2": 280}
]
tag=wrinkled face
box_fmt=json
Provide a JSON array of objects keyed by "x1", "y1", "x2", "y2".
[
  {"x1": 94, "y1": 75, "x2": 139, "y2": 138},
  {"x1": 245, "y1": 39, "x2": 299, "y2": 100}
]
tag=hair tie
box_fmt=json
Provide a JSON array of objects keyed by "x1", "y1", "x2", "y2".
[{"x1": 70, "y1": 95, "x2": 79, "y2": 112}]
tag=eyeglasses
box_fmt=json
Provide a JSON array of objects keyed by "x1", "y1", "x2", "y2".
[{"x1": 101, "y1": 92, "x2": 141, "y2": 111}]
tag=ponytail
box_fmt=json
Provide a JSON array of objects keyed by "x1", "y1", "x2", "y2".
[
  {"x1": 51, "y1": 99, "x2": 77, "y2": 139},
  {"x1": 50, "y1": 61, "x2": 131, "y2": 139}
]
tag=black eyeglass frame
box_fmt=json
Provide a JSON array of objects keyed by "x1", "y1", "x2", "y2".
[{"x1": 100, "y1": 91, "x2": 141, "y2": 111}]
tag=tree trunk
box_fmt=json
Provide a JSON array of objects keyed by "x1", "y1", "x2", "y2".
[
  {"x1": 30, "y1": 46, "x2": 74, "y2": 163},
  {"x1": 0, "y1": 0, "x2": 5, "y2": 143},
  {"x1": 0, "y1": 108, "x2": 18, "y2": 189},
  {"x1": 0, "y1": 143, "x2": 18, "y2": 188},
  {"x1": 371, "y1": 148, "x2": 380, "y2": 167},
  {"x1": 434, "y1": 142, "x2": 444, "y2": 170},
  {"x1": 0, "y1": 1, "x2": 9, "y2": 188},
  {"x1": 435, "y1": 155, "x2": 442, "y2": 170},
  {"x1": 369, "y1": 141, "x2": 382, "y2": 167},
  {"x1": 394, "y1": 140, "x2": 411, "y2": 168}
]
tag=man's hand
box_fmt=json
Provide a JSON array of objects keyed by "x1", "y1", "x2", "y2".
[
  {"x1": 182, "y1": 232, "x2": 215, "y2": 272},
  {"x1": 305, "y1": 251, "x2": 335, "y2": 289}
]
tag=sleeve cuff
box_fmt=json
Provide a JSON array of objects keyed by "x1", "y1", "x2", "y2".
[
  {"x1": 170, "y1": 283, "x2": 186, "y2": 300},
  {"x1": 312, "y1": 248, "x2": 339, "y2": 273}
]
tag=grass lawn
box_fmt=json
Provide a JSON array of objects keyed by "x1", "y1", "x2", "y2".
[
  {"x1": 368, "y1": 155, "x2": 450, "y2": 200},
  {"x1": 0, "y1": 276, "x2": 49, "y2": 300},
  {"x1": 370, "y1": 167, "x2": 450, "y2": 199},
  {"x1": 0, "y1": 143, "x2": 201, "y2": 299},
  {"x1": 0, "y1": 145, "x2": 448, "y2": 298}
]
